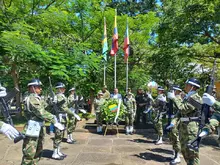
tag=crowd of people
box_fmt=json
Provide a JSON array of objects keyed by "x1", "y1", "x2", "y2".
[
  {"x1": 94, "y1": 78, "x2": 220, "y2": 165},
  {"x1": 0, "y1": 77, "x2": 219, "y2": 165}
]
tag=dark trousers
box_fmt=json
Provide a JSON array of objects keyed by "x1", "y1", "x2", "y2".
[{"x1": 135, "y1": 106, "x2": 146, "y2": 125}]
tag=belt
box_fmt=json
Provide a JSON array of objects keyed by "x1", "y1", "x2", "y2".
[{"x1": 180, "y1": 117, "x2": 199, "y2": 122}]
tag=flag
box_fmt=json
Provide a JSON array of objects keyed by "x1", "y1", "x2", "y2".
[
  {"x1": 123, "y1": 18, "x2": 129, "y2": 62},
  {"x1": 102, "y1": 17, "x2": 108, "y2": 61},
  {"x1": 110, "y1": 9, "x2": 118, "y2": 56}
]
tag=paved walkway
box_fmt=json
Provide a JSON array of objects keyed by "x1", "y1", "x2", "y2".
[{"x1": 0, "y1": 119, "x2": 219, "y2": 165}]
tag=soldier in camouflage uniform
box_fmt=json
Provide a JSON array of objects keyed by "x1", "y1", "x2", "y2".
[
  {"x1": 21, "y1": 79, "x2": 64, "y2": 164},
  {"x1": 166, "y1": 85, "x2": 182, "y2": 164},
  {"x1": 193, "y1": 93, "x2": 220, "y2": 146},
  {"x1": 151, "y1": 86, "x2": 167, "y2": 145},
  {"x1": 67, "y1": 87, "x2": 78, "y2": 143},
  {"x1": 167, "y1": 78, "x2": 202, "y2": 165},
  {"x1": 94, "y1": 91, "x2": 105, "y2": 133},
  {"x1": 124, "y1": 92, "x2": 137, "y2": 135},
  {"x1": 102, "y1": 85, "x2": 110, "y2": 100},
  {"x1": 52, "y1": 82, "x2": 76, "y2": 159}
]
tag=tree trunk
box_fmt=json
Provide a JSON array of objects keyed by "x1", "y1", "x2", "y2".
[
  {"x1": 11, "y1": 63, "x2": 21, "y2": 115},
  {"x1": 90, "y1": 89, "x2": 95, "y2": 114}
]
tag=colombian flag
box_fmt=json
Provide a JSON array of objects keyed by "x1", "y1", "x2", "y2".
[
  {"x1": 123, "y1": 18, "x2": 129, "y2": 62},
  {"x1": 102, "y1": 17, "x2": 108, "y2": 61},
  {"x1": 109, "y1": 104, "x2": 118, "y2": 113},
  {"x1": 110, "y1": 9, "x2": 118, "y2": 56}
]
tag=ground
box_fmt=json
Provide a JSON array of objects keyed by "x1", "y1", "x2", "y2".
[{"x1": 0, "y1": 119, "x2": 219, "y2": 165}]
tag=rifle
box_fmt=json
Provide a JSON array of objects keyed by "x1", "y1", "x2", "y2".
[
  {"x1": 48, "y1": 77, "x2": 61, "y2": 115},
  {"x1": 188, "y1": 56, "x2": 217, "y2": 151}
]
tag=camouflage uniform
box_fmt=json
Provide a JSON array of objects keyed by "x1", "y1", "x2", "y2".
[
  {"x1": 202, "y1": 101, "x2": 220, "y2": 139},
  {"x1": 169, "y1": 94, "x2": 182, "y2": 154},
  {"x1": 172, "y1": 92, "x2": 202, "y2": 165},
  {"x1": 94, "y1": 97, "x2": 105, "y2": 127},
  {"x1": 21, "y1": 93, "x2": 55, "y2": 165},
  {"x1": 152, "y1": 94, "x2": 167, "y2": 138},
  {"x1": 54, "y1": 93, "x2": 74, "y2": 148},
  {"x1": 124, "y1": 96, "x2": 136, "y2": 125},
  {"x1": 67, "y1": 93, "x2": 78, "y2": 135},
  {"x1": 124, "y1": 94, "x2": 136, "y2": 134},
  {"x1": 102, "y1": 90, "x2": 110, "y2": 100}
]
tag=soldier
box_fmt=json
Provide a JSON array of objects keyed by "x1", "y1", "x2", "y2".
[
  {"x1": 52, "y1": 82, "x2": 76, "y2": 159},
  {"x1": 67, "y1": 87, "x2": 78, "y2": 143},
  {"x1": 167, "y1": 78, "x2": 202, "y2": 165},
  {"x1": 135, "y1": 87, "x2": 148, "y2": 125},
  {"x1": 193, "y1": 93, "x2": 220, "y2": 146},
  {"x1": 124, "y1": 92, "x2": 137, "y2": 135},
  {"x1": 152, "y1": 86, "x2": 167, "y2": 145},
  {"x1": 0, "y1": 121, "x2": 19, "y2": 140},
  {"x1": 94, "y1": 91, "x2": 105, "y2": 133},
  {"x1": 166, "y1": 85, "x2": 182, "y2": 164},
  {"x1": 102, "y1": 85, "x2": 110, "y2": 100},
  {"x1": 21, "y1": 79, "x2": 64, "y2": 164}
]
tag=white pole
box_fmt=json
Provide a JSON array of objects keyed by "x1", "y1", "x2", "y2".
[
  {"x1": 114, "y1": 53, "x2": 117, "y2": 88},
  {"x1": 126, "y1": 58, "x2": 128, "y2": 92},
  {"x1": 104, "y1": 63, "x2": 106, "y2": 86}
]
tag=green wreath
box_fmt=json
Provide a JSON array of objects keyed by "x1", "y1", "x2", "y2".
[{"x1": 100, "y1": 98, "x2": 125, "y2": 124}]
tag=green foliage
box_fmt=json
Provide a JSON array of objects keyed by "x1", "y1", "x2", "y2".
[{"x1": 100, "y1": 99, "x2": 125, "y2": 124}]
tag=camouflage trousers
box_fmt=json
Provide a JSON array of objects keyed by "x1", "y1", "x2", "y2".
[
  {"x1": 169, "y1": 120, "x2": 181, "y2": 152},
  {"x1": 21, "y1": 128, "x2": 44, "y2": 165},
  {"x1": 202, "y1": 113, "x2": 220, "y2": 134},
  {"x1": 125, "y1": 113, "x2": 134, "y2": 126},
  {"x1": 53, "y1": 115, "x2": 67, "y2": 149},
  {"x1": 96, "y1": 112, "x2": 102, "y2": 126},
  {"x1": 179, "y1": 121, "x2": 199, "y2": 165},
  {"x1": 67, "y1": 115, "x2": 76, "y2": 134},
  {"x1": 154, "y1": 118, "x2": 163, "y2": 136}
]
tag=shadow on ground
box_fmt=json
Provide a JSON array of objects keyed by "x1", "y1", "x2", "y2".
[{"x1": 134, "y1": 152, "x2": 172, "y2": 162}]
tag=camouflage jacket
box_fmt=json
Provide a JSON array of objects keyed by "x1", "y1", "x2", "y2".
[
  {"x1": 94, "y1": 98, "x2": 105, "y2": 113},
  {"x1": 213, "y1": 101, "x2": 220, "y2": 114},
  {"x1": 23, "y1": 93, "x2": 55, "y2": 123},
  {"x1": 124, "y1": 97, "x2": 136, "y2": 114},
  {"x1": 68, "y1": 93, "x2": 78, "y2": 109},
  {"x1": 55, "y1": 93, "x2": 74, "y2": 116},
  {"x1": 173, "y1": 91, "x2": 202, "y2": 118},
  {"x1": 152, "y1": 94, "x2": 167, "y2": 112},
  {"x1": 103, "y1": 90, "x2": 110, "y2": 100}
]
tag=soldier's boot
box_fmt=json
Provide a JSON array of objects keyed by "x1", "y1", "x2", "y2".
[
  {"x1": 70, "y1": 134, "x2": 77, "y2": 143},
  {"x1": 125, "y1": 126, "x2": 129, "y2": 135},
  {"x1": 170, "y1": 151, "x2": 181, "y2": 164},
  {"x1": 58, "y1": 146, "x2": 67, "y2": 158},
  {"x1": 130, "y1": 126, "x2": 134, "y2": 135},
  {"x1": 67, "y1": 134, "x2": 74, "y2": 144},
  {"x1": 155, "y1": 136, "x2": 163, "y2": 145},
  {"x1": 52, "y1": 148, "x2": 64, "y2": 160}
]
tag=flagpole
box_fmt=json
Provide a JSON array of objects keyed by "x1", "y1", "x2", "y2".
[
  {"x1": 104, "y1": 63, "x2": 106, "y2": 86},
  {"x1": 126, "y1": 58, "x2": 128, "y2": 92},
  {"x1": 114, "y1": 53, "x2": 117, "y2": 88}
]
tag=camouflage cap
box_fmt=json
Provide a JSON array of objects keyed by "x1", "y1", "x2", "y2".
[{"x1": 103, "y1": 85, "x2": 107, "y2": 88}]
